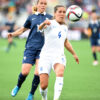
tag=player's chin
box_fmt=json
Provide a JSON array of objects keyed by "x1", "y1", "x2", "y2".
[
  {"x1": 41, "y1": 8, "x2": 45, "y2": 12},
  {"x1": 59, "y1": 18, "x2": 65, "y2": 23}
]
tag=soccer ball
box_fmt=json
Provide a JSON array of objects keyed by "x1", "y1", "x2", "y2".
[{"x1": 66, "y1": 5, "x2": 83, "y2": 22}]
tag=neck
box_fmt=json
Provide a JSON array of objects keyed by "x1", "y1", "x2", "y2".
[
  {"x1": 37, "y1": 10, "x2": 44, "y2": 13},
  {"x1": 55, "y1": 19, "x2": 64, "y2": 25}
]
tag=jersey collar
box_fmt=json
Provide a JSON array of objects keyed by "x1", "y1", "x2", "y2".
[
  {"x1": 90, "y1": 20, "x2": 98, "y2": 24},
  {"x1": 35, "y1": 12, "x2": 46, "y2": 15}
]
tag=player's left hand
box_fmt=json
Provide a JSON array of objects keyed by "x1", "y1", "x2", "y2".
[{"x1": 73, "y1": 54, "x2": 79, "y2": 64}]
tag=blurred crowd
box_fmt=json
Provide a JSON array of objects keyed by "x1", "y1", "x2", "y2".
[{"x1": 0, "y1": 0, "x2": 100, "y2": 39}]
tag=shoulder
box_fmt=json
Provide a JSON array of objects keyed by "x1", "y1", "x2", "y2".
[
  {"x1": 88, "y1": 21, "x2": 92, "y2": 27},
  {"x1": 98, "y1": 20, "x2": 100, "y2": 25},
  {"x1": 49, "y1": 20, "x2": 56, "y2": 25},
  {"x1": 28, "y1": 14, "x2": 37, "y2": 19},
  {"x1": 45, "y1": 13, "x2": 53, "y2": 19},
  {"x1": 63, "y1": 25, "x2": 68, "y2": 32}
]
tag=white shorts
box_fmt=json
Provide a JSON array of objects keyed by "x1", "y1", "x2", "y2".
[{"x1": 38, "y1": 55, "x2": 66, "y2": 75}]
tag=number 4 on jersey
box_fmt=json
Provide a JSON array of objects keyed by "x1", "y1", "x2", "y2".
[{"x1": 58, "y1": 31, "x2": 61, "y2": 38}]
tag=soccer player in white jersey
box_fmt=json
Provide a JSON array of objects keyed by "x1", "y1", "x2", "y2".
[{"x1": 38, "y1": 5, "x2": 79, "y2": 100}]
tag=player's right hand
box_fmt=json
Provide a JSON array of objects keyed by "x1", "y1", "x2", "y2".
[
  {"x1": 44, "y1": 20, "x2": 51, "y2": 25},
  {"x1": 73, "y1": 54, "x2": 79, "y2": 64}
]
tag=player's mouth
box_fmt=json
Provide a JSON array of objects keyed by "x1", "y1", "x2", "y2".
[
  {"x1": 59, "y1": 16, "x2": 64, "y2": 19},
  {"x1": 41, "y1": 7, "x2": 45, "y2": 10}
]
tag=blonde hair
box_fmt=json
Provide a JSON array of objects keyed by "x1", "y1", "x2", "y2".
[
  {"x1": 32, "y1": 0, "x2": 39, "y2": 14},
  {"x1": 32, "y1": 5, "x2": 37, "y2": 14}
]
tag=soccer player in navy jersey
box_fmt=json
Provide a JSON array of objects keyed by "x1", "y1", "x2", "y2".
[
  {"x1": 3, "y1": 14, "x2": 17, "y2": 52},
  {"x1": 8, "y1": 0, "x2": 52, "y2": 100},
  {"x1": 84, "y1": 10, "x2": 100, "y2": 66}
]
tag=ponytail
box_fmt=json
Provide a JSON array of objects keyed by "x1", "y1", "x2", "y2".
[
  {"x1": 32, "y1": 5, "x2": 37, "y2": 14},
  {"x1": 32, "y1": 0, "x2": 39, "y2": 14}
]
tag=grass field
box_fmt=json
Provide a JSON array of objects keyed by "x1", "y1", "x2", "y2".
[{"x1": 0, "y1": 38, "x2": 100, "y2": 100}]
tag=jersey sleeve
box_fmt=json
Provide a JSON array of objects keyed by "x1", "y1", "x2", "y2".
[
  {"x1": 23, "y1": 16, "x2": 31, "y2": 29},
  {"x1": 99, "y1": 21, "x2": 100, "y2": 28},
  {"x1": 48, "y1": 15, "x2": 53, "y2": 19},
  {"x1": 46, "y1": 14, "x2": 53, "y2": 20},
  {"x1": 65, "y1": 26, "x2": 68, "y2": 39},
  {"x1": 5, "y1": 22, "x2": 9, "y2": 26},
  {"x1": 88, "y1": 23, "x2": 91, "y2": 29}
]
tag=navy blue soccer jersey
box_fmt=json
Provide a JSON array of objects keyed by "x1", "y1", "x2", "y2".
[
  {"x1": 88, "y1": 21, "x2": 100, "y2": 39},
  {"x1": 24, "y1": 12, "x2": 52, "y2": 50}
]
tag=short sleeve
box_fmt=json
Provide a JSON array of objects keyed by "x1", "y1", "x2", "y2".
[
  {"x1": 88, "y1": 23, "x2": 91, "y2": 29},
  {"x1": 99, "y1": 21, "x2": 100, "y2": 28},
  {"x1": 65, "y1": 26, "x2": 68, "y2": 39},
  {"x1": 5, "y1": 22, "x2": 9, "y2": 26},
  {"x1": 24, "y1": 16, "x2": 31, "y2": 29}
]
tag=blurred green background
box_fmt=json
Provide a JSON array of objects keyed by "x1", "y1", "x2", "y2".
[{"x1": 0, "y1": 39, "x2": 100, "y2": 100}]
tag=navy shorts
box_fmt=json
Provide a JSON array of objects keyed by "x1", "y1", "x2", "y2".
[
  {"x1": 22, "y1": 49, "x2": 41, "y2": 65},
  {"x1": 90, "y1": 38, "x2": 100, "y2": 46}
]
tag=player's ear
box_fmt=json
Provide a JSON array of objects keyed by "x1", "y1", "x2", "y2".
[{"x1": 54, "y1": 13, "x2": 56, "y2": 19}]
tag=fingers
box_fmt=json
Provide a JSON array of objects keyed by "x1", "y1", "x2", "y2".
[
  {"x1": 76, "y1": 58, "x2": 79, "y2": 64},
  {"x1": 8, "y1": 33, "x2": 12, "y2": 38},
  {"x1": 44, "y1": 20, "x2": 51, "y2": 25},
  {"x1": 73, "y1": 55, "x2": 79, "y2": 64}
]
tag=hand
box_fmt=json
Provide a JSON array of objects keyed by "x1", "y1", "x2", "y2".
[
  {"x1": 44, "y1": 20, "x2": 51, "y2": 25},
  {"x1": 73, "y1": 54, "x2": 79, "y2": 64},
  {"x1": 8, "y1": 33, "x2": 13, "y2": 38}
]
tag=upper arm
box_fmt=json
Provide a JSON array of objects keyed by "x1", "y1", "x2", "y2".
[
  {"x1": 21, "y1": 27, "x2": 28, "y2": 32},
  {"x1": 64, "y1": 38, "x2": 68, "y2": 46},
  {"x1": 24, "y1": 16, "x2": 31, "y2": 29}
]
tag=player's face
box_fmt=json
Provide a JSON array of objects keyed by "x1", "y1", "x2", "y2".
[
  {"x1": 54, "y1": 7, "x2": 66, "y2": 24},
  {"x1": 91, "y1": 12, "x2": 97, "y2": 21},
  {"x1": 37, "y1": 0, "x2": 47, "y2": 13}
]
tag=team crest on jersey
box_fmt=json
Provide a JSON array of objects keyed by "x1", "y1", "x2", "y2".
[
  {"x1": 61, "y1": 57, "x2": 65, "y2": 63},
  {"x1": 40, "y1": 67, "x2": 43, "y2": 71},
  {"x1": 64, "y1": 29, "x2": 67, "y2": 32},
  {"x1": 24, "y1": 56, "x2": 26, "y2": 60}
]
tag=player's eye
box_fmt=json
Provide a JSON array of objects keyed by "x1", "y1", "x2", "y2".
[
  {"x1": 63, "y1": 11, "x2": 66, "y2": 14},
  {"x1": 40, "y1": 2, "x2": 43, "y2": 5},
  {"x1": 59, "y1": 11, "x2": 62, "y2": 13},
  {"x1": 44, "y1": 3, "x2": 47, "y2": 5}
]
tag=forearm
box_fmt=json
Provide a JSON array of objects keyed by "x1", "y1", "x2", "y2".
[
  {"x1": 39, "y1": 22, "x2": 46, "y2": 30},
  {"x1": 65, "y1": 40, "x2": 76, "y2": 55},
  {"x1": 39, "y1": 20, "x2": 51, "y2": 30},
  {"x1": 11, "y1": 27, "x2": 27, "y2": 37}
]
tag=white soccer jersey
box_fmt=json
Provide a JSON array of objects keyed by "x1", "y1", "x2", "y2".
[{"x1": 40, "y1": 19, "x2": 68, "y2": 57}]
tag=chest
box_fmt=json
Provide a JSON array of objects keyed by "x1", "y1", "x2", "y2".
[
  {"x1": 91, "y1": 24, "x2": 99, "y2": 31},
  {"x1": 46, "y1": 25, "x2": 67, "y2": 40},
  {"x1": 31, "y1": 15, "x2": 48, "y2": 28}
]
